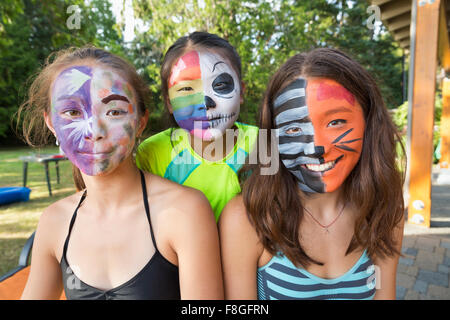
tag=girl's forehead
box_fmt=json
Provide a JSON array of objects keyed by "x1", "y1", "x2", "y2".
[
  {"x1": 52, "y1": 65, "x2": 129, "y2": 95},
  {"x1": 304, "y1": 78, "x2": 357, "y2": 108},
  {"x1": 174, "y1": 49, "x2": 236, "y2": 74}
]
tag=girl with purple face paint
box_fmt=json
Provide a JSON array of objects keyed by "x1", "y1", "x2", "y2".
[
  {"x1": 18, "y1": 47, "x2": 223, "y2": 300},
  {"x1": 136, "y1": 32, "x2": 259, "y2": 221}
]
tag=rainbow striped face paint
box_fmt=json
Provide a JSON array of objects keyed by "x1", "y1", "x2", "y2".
[
  {"x1": 168, "y1": 50, "x2": 240, "y2": 141},
  {"x1": 274, "y1": 77, "x2": 365, "y2": 193},
  {"x1": 51, "y1": 65, "x2": 138, "y2": 176}
]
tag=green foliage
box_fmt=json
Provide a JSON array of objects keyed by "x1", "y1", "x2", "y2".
[
  {"x1": 392, "y1": 93, "x2": 443, "y2": 163},
  {"x1": 0, "y1": 0, "x2": 124, "y2": 143},
  {"x1": 130, "y1": 0, "x2": 405, "y2": 128},
  {"x1": 0, "y1": 0, "x2": 408, "y2": 142}
]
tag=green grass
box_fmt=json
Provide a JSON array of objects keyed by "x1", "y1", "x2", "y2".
[{"x1": 0, "y1": 146, "x2": 76, "y2": 275}]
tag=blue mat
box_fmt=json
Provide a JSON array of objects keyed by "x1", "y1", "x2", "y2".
[{"x1": 0, "y1": 187, "x2": 31, "y2": 205}]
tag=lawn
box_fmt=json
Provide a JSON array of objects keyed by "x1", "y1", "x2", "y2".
[{"x1": 0, "y1": 146, "x2": 76, "y2": 275}]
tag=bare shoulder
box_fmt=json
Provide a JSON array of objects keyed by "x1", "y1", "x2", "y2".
[
  {"x1": 36, "y1": 191, "x2": 85, "y2": 259},
  {"x1": 143, "y1": 172, "x2": 215, "y2": 231},
  {"x1": 219, "y1": 195, "x2": 254, "y2": 234},
  {"x1": 41, "y1": 191, "x2": 84, "y2": 226},
  {"x1": 219, "y1": 195, "x2": 261, "y2": 249}
]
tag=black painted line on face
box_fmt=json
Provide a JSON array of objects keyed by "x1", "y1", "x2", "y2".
[
  {"x1": 332, "y1": 128, "x2": 353, "y2": 144},
  {"x1": 340, "y1": 138, "x2": 362, "y2": 144},
  {"x1": 212, "y1": 61, "x2": 226, "y2": 72},
  {"x1": 275, "y1": 117, "x2": 312, "y2": 129},
  {"x1": 336, "y1": 144, "x2": 358, "y2": 152},
  {"x1": 279, "y1": 135, "x2": 314, "y2": 144},
  {"x1": 273, "y1": 96, "x2": 307, "y2": 118},
  {"x1": 276, "y1": 77, "x2": 307, "y2": 98}
]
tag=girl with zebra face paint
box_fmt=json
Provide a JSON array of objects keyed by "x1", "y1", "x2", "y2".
[
  {"x1": 220, "y1": 49, "x2": 405, "y2": 301},
  {"x1": 275, "y1": 77, "x2": 365, "y2": 193}
]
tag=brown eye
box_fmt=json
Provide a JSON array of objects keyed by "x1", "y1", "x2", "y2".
[
  {"x1": 286, "y1": 127, "x2": 301, "y2": 134},
  {"x1": 63, "y1": 110, "x2": 82, "y2": 117},
  {"x1": 106, "y1": 109, "x2": 126, "y2": 117},
  {"x1": 327, "y1": 119, "x2": 347, "y2": 127}
]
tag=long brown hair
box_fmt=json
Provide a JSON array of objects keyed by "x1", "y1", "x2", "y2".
[
  {"x1": 242, "y1": 48, "x2": 405, "y2": 267},
  {"x1": 16, "y1": 46, "x2": 150, "y2": 191}
]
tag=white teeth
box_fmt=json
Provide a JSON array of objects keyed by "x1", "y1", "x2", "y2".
[{"x1": 305, "y1": 161, "x2": 335, "y2": 172}]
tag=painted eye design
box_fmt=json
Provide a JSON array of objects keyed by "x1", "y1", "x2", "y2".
[
  {"x1": 212, "y1": 73, "x2": 234, "y2": 95},
  {"x1": 327, "y1": 119, "x2": 347, "y2": 127}
]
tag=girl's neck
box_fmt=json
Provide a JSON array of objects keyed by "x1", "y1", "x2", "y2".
[
  {"x1": 300, "y1": 187, "x2": 345, "y2": 220},
  {"x1": 188, "y1": 125, "x2": 239, "y2": 162},
  {"x1": 80, "y1": 157, "x2": 141, "y2": 214}
]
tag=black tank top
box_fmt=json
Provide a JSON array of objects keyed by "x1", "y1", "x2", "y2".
[{"x1": 60, "y1": 171, "x2": 181, "y2": 300}]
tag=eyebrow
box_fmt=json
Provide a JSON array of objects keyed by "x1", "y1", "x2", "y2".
[
  {"x1": 323, "y1": 107, "x2": 353, "y2": 117},
  {"x1": 101, "y1": 94, "x2": 130, "y2": 104},
  {"x1": 212, "y1": 61, "x2": 225, "y2": 72}
]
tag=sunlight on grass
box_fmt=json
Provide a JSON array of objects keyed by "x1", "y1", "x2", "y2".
[{"x1": 0, "y1": 146, "x2": 76, "y2": 275}]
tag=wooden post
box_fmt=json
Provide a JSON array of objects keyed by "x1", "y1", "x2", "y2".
[
  {"x1": 441, "y1": 79, "x2": 450, "y2": 168},
  {"x1": 407, "y1": 0, "x2": 441, "y2": 227},
  {"x1": 438, "y1": 5, "x2": 450, "y2": 169}
]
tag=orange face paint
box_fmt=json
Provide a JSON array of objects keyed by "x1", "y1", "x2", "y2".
[{"x1": 306, "y1": 79, "x2": 365, "y2": 192}]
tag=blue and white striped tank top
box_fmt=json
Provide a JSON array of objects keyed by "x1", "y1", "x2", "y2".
[{"x1": 257, "y1": 249, "x2": 376, "y2": 300}]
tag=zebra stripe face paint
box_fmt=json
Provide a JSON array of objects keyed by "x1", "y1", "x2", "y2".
[
  {"x1": 168, "y1": 50, "x2": 240, "y2": 141},
  {"x1": 274, "y1": 77, "x2": 365, "y2": 193},
  {"x1": 51, "y1": 66, "x2": 138, "y2": 176}
]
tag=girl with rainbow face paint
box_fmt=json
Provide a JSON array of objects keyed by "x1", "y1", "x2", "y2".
[
  {"x1": 50, "y1": 65, "x2": 139, "y2": 176},
  {"x1": 19, "y1": 47, "x2": 224, "y2": 300},
  {"x1": 136, "y1": 32, "x2": 259, "y2": 221},
  {"x1": 167, "y1": 50, "x2": 241, "y2": 141}
]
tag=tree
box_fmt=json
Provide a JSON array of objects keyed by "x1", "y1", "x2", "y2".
[
  {"x1": 129, "y1": 0, "x2": 404, "y2": 130},
  {"x1": 0, "y1": 0, "x2": 124, "y2": 144}
]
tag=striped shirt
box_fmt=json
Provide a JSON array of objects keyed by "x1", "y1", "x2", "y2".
[{"x1": 257, "y1": 250, "x2": 376, "y2": 300}]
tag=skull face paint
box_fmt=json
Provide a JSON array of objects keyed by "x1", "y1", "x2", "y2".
[
  {"x1": 51, "y1": 65, "x2": 138, "y2": 176},
  {"x1": 274, "y1": 77, "x2": 365, "y2": 193},
  {"x1": 168, "y1": 50, "x2": 240, "y2": 141}
]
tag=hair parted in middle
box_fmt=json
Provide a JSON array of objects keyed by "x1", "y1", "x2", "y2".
[{"x1": 241, "y1": 47, "x2": 405, "y2": 268}]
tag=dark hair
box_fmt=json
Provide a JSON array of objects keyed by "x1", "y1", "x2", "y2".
[
  {"x1": 242, "y1": 48, "x2": 405, "y2": 267},
  {"x1": 16, "y1": 46, "x2": 151, "y2": 191},
  {"x1": 160, "y1": 31, "x2": 242, "y2": 125}
]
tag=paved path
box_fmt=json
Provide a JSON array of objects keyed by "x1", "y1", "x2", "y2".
[{"x1": 396, "y1": 181, "x2": 450, "y2": 300}]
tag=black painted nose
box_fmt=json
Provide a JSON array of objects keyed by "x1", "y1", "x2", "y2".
[
  {"x1": 205, "y1": 96, "x2": 216, "y2": 110},
  {"x1": 308, "y1": 146, "x2": 325, "y2": 158}
]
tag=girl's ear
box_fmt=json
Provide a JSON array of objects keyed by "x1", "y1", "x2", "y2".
[
  {"x1": 240, "y1": 81, "x2": 246, "y2": 104},
  {"x1": 44, "y1": 111, "x2": 56, "y2": 136},
  {"x1": 138, "y1": 109, "x2": 149, "y2": 137}
]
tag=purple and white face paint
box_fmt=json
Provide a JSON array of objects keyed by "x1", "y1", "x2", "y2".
[{"x1": 50, "y1": 65, "x2": 138, "y2": 176}]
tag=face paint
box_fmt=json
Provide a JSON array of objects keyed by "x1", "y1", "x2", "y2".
[
  {"x1": 51, "y1": 65, "x2": 138, "y2": 176},
  {"x1": 274, "y1": 77, "x2": 365, "y2": 193},
  {"x1": 168, "y1": 50, "x2": 240, "y2": 141}
]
